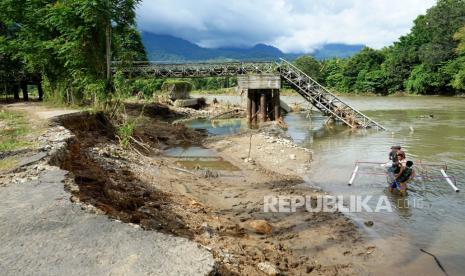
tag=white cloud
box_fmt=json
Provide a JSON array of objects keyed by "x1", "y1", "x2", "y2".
[{"x1": 137, "y1": 0, "x2": 436, "y2": 53}]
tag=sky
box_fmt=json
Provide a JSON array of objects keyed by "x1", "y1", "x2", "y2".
[{"x1": 136, "y1": 0, "x2": 437, "y2": 53}]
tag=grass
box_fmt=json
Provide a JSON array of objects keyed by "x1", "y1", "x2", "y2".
[
  {"x1": 0, "y1": 109, "x2": 34, "y2": 152},
  {"x1": 0, "y1": 156, "x2": 18, "y2": 172}
]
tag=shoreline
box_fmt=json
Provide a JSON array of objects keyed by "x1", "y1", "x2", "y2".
[{"x1": 190, "y1": 89, "x2": 465, "y2": 98}]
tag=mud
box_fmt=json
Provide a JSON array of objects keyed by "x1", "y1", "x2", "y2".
[{"x1": 52, "y1": 106, "x2": 379, "y2": 275}]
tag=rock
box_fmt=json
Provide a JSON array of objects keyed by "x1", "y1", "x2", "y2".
[
  {"x1": 18, "y1": 152, "x2": 48, "y2": 168},
  {"x1": 244, "y1": 158, "x2": 255, "y2": 165},
  {"x1": 306, "y1": 265, "x2": 314, "y2": 273},
  {"x1": 219, "y1": 250, "x2": 235, "y2": 264},
  {"x1": 249, "y1": 220, "x2": 273, "y2": 235},
  {"x1": 257, "y1": 262, "x2": 280, "y2": 275},
  {"x1": 128, "y1": 223, "x2": 140, "y2": 229},
  {"x1": 364, "y1": 220, "x2": 374, "y2": 227},
  {"x1": 201, "y1": 222, "x2": 214, "y2": 239},
  {"x1": 200, "y1": 169, "x2": 219, "y2": 178},
  {"x1": 70, "y1": 195, "x2": 80, "y2": 203},
  {"x1": 280, "y1": 100, "x2": 292, "y2": 113},
  {"x1": 174, "y1": 98, "x2": 199, "y2": 108},
  {"x1": 289, "y1": 154, "x2": 296, "y2": 160}
]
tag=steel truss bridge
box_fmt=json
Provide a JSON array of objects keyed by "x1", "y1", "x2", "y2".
[{"x1": 113, "y1": 59, "x2": 386, "y2": 130}]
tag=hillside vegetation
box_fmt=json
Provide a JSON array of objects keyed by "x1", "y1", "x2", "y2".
[{"x1": 296, "y1": 0, "x2": 465, "y2": 95}]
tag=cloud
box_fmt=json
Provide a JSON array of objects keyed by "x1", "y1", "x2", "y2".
[{"x1": 136, "y1": 0, "x2": 436, "y2": 53}]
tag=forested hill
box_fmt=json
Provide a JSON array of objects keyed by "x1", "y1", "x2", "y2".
[
  {"x1": 297, "y1": 0, "x2": 465, "y2": 95},
  {"x1": 141, "y1": 32, "x2": 364, "y2": 62}
]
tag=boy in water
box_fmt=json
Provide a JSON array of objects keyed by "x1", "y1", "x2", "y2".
[
  {"x1": 395, "y1": 151, "x2": 407, "y2": 173},
  {"x1": 390, "y1": 160, "x2": 415, "y2": 196}
]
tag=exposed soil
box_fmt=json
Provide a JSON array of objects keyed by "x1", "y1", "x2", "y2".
[{"x1": 53, "y1": 104, "x2": 379, "y2": 275}]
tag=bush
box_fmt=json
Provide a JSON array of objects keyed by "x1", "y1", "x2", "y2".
[
  {"x1": 133, "y1": 79, "x2": 162, "y2": 98},
  {"x1": 117, "y1": 120, "x2": 135, "y2": 149}
]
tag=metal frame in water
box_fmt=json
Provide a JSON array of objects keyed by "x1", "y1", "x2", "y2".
[{"x1": 347, "y1": 161, "x2": 460, "y2": 192}]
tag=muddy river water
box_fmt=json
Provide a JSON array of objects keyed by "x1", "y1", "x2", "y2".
[{"x1": 190, "y1": 95, "x2": 465, "y2": 275}]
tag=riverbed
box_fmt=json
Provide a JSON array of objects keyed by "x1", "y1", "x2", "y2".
[{"x1": 191, "y1": 95, "x2": 465, "y2": 275}]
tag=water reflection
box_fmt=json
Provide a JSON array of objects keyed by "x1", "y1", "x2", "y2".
[{"x1": 187, "y1": 118, "x2": 245, "y2": 136}]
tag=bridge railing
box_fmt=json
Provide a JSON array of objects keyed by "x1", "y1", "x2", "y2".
[
  {"x1": 111, "y1": 61, "x2": 278, "y2": 78},
  {"x1": 277, "y1": 59, "x2": 386, "y2": 130}
]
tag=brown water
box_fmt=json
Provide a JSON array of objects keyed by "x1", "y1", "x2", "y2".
[
  {"x1": 165, "y1": 146, "x2": 240, "y2": 171},
  {"x1": 192, "y1": 95, "x2": 465, "y2": 275},
  {"x1": 285, "y1": 96, "x2": 465, "y2": 275}
]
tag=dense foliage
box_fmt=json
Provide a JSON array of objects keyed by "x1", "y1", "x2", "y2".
[
  {"x1": 0, "y1": 0, "x2": 146, "y2": 103},
  {"x1": 295, "y1": 0, "x2": 465, "y2": 95}
]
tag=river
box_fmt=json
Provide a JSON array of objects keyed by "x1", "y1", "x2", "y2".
[{"x1": 191, "y1": 95, "x2": 465, "y2": 275}]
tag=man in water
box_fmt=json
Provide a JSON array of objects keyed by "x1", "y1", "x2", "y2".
[
  {"x1": 388, "y1": 146, "x2": 401, "y2": 176},
  {"x1": 388, "y1": 148, "x2": 405, "y2": 193},
  {"x1": 388, "y1": 146, "x2": 401, "y2": 162},
  {"x1": 390, "y1": 160, "x2": 415, "y2": 196}
]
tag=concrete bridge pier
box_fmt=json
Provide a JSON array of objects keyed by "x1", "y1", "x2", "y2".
[
  {"x1": 259, "y1": 91, "x2": 266, "y2": 122},
  {"x1": 246, "y1": 90, "x2": 256, "y2": 124},
  {"x1": 273, "y1": 89, "x2": 281, "y2": 120},
  {"x1": 246, "y1": 89, "x2": 279, "y2": 124},
  {"x1": 238, "y1": 74, "x2": 281, "y2": 125}
]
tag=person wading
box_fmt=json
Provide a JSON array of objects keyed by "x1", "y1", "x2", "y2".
[{"x1": 395, "y1": 160, "x2": 415, "y2": 196}]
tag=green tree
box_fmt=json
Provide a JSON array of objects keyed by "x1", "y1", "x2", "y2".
[
  {"x1": 320, "y1": 58, "x2": 350, "y2": 92},
  {"x1": 0, "y1": 0, "x2": 146, "y2": 104},
  {"x1": 342, "y1": 47, "x2": 385, "y2": 92},
  {"x1": 455, "y1": 25, "x2": 465, "y2": 53},
  {"x1": 324, "y1": 0, "x2": 465, "y2": 95},
  {"x1": 384, "y1": 0, "x2": 465, "y2": 94},
  {"x1": 405, "y1": 64, "x2": 438, "y2": 94},
  {"x1": 356, "y1": 69, "x2": 387, "y2": 94},
  {"x1": 382, "y1": 35, "x2": 422, "y2": 92},
  {"x1": 293, "y1": 55, "x2": 321, "y2": 81},
  {"x1": 442, "y1": 25, "x2": 465, "y2": 91},
  {"x1": 441, "y1": 57, "x2": 465, "y2": 91}
]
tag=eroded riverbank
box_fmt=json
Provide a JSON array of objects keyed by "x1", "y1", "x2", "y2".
[
  {"x1": 0, "y1": 101, "x2": 380, "y2": 275},
  {"x1": 57, "y1": 106, "x2": 380, "y2": 274}
]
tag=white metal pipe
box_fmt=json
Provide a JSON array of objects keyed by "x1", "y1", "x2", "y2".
[
  {"x1": 348, "y1": 165, "x2": 359, "y2": 186},
  {"x1": 380, "y1": 162, "x2": 392, "y2": 167},
  {"x1": 440, "y1": 169, "x2": 460, "y2": 192}
]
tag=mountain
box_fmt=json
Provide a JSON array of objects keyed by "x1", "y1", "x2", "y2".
[
  {"x1": 312, "y1": 43, "x2": 364, "y2": 59},
  {"x1": 141, "y1": 32, "x2": 364, "y2": 62}
]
